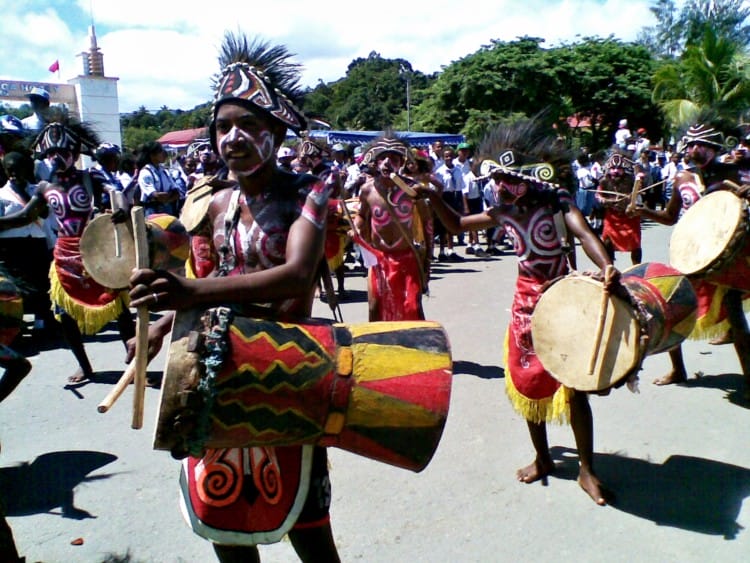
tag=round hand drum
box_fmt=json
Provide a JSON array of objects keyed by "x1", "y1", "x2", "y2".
[
  {"x1": 154, "y1": 309, "x2": 453, "y2": 472},
  {"x1": 531, "y1": 262, "x2": 697, "y2": 391},
  {"x1": 80, "y1": 213, "x2": 189, "y2": 289},
  {"x1": 669, "y1": 190, "x2": 750, "y2": 291}
]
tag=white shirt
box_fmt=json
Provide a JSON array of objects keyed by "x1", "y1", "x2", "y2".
[
  {"x1": 614, "y1": 127, "x2": 631, "y2": 148},
  {"x1": 0, "y1": 182, "x2": 47, "y2": 239},
  {"x1": 435, "y1": 163, "x2": 464, "y2": 193}
]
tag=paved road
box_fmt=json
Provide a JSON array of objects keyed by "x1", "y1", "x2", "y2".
[{"x1": 2, "y1": 220, "x2": 749, "y2": 562}]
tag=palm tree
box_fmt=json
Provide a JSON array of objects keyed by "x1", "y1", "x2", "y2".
[{"x1": 652, "y1": 27, "x2": 750, "y2": 129}]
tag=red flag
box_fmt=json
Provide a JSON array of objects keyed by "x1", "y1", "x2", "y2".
[{"x1": 48, "y1": 60, "x2": 59, "y2": 73}]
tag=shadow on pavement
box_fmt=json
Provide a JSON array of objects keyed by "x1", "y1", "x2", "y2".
[
  {"x1": 682, "y1": 372, "x2": 749, "y2": 408},
  {"x1": 551, "y1": 446, "x2": 750, "y2": 539},
  {"x1": 0, "y1": 450, "x2": 118, "y2": 519},
  {"x1": 452, "y1": 360, "x2": 504, "y2": 380}
]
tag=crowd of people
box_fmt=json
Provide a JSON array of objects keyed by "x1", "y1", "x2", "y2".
[{"x1": 1, "y1": 33, "x2": 750, "y2": 561}]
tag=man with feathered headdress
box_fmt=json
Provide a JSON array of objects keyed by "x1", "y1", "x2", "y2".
[
  {"x1": 416, "y1": 117, "x2": 616, "y2": 505},
  {"x1": 353, "y1": 132, "x2": 433, "y2": 320},
  {"x1": 635, "y1": 120, "x2": 750, "y2": 396},
  {"x1": 595, "y1": 150, "x2": 643, "y2": 266},
  {"x1": 27, "y1": 116, "x2": 135, "y2": 384},
  {"x1": 128, "y1": 32, "x2": 340, "y2": 561}
]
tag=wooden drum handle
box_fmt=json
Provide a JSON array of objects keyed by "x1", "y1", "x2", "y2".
[
  {"x1": 131, "y1": 206, "x2": 149, "y2": 429},
  {"x1": 588, "y1": 265, "x2": 615, "y2": 376}
]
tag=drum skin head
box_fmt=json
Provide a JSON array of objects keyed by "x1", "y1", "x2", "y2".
[
  {"x1": 80, "y1": 214, "x2": 136, "y2": 289},
  {"x1": 670, "y1": 190, "x2": 745, "y2": 275},
  {"x1": 531, "y1": 276, "x2": 641, "y2": 391}
]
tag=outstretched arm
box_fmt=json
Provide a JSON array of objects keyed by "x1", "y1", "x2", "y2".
[
  {"x1": 420, "y1": 188, "x2": 495, "y2": 234},
  {"x1": 564, "y1": 204, "x2": 614, "y2": 277},
  {"x1": 0, "y1": 195, "x2": 45, "y2": 231}
]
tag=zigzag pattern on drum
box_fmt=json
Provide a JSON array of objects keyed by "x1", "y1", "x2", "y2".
[{"x1": 210, "y1": 319, "x2": 336, "y2": 444}]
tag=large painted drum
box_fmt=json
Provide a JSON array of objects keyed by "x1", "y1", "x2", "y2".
[
  {"x1": 81, "y1": 213, "x2": 189, "y2": 289},
  {"x1": 531, "y1": 262, "x2": 697, "y2": 391},
  {"x1": 670, "y1": 190, "x2": 750, "y2": 290},
  {"x1": 154, "y1": 308, "x2": 453, "y2": 472}
]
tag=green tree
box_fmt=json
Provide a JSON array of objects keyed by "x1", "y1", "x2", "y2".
[
  {"x1": 410, "y1": 37, "x2": 562, "y2": 141},
  {"x1": 122, "y1": 126, "x2": 160, "y2": 153},
  {"x1": 652, "y1": 27, "x2": 750, "y2": 129},
  {"x1": 301, "y1": 52, "x2": 433, "y2": 130},
  {"x1": 555, "y1": 37, "x2": 661, "y2": 149},
  {"x1": 638, "y1": 0, "x2": 682, "y2": 58},
  {"x1": 680, "y1": 0, "x2": 750, "y2": 47},
  {"x1": 640, "y1": 0, "x2": 750, "y2": 56}
]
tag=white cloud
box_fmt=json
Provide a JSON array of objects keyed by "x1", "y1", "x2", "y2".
[{"x1": 3, "y1": 0, "x2": 656, "y2": 112}]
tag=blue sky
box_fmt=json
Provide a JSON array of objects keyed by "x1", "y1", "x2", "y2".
[{"x1": 0, "y1": 0, "x2": 657, "y2": 113}]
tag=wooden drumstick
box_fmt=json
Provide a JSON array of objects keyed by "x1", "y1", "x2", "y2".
[
  {"x1": 389, "y1": 173, "x2": 418, "y2": 197},
  {"x1": 588, "y1": 265, "x2": 615, "y2": 376},
  {"x1": 131, "y1": 206, "x2": 149, "y2": 430},
  {"x1": 97, "y1": 359, "x2": 136, "y2": 413}
]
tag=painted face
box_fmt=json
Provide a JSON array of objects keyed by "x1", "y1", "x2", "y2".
[
  {"x1": 47, "y1": 148, "x2": 74, "y2": 171},
  {"x1": 686, "y1": 142, "x2": 716, "y2": 168},
  {"x1": 497, "y1": 175, "x2": 528, "y2": 204},
  {"x1": 608, "y1": 166, "x2": 625, "y2": 179},
  {"x1": 215, "y1": 102, "x2": 276, "y2": 177},
  {"x1": 376, "y1": 151, "x2": 404, "y2": 177}
]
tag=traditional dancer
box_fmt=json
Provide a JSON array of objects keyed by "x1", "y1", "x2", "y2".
[
  {"x1": 416, "y1": 118, "x2": 616, "y2": 505},
  {"x1": 30, "y1": 119, "x2": 134, "y2": 383},
  {"x1": 596, "y1": 151, "x2": 643, "y2": 265},
  {"x1": 637, "y1": 122, "x2": 750, "y2": 396},
  {"x1": 353, "y1": 134, "x2": 433, "y2": 321},
  {"x1": 128, "y1": 32, "x2": 340, "y2": 562}
]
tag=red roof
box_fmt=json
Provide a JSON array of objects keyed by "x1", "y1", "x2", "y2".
[{"x1": 157, "y1": 127, "x2": 208, "y2": 147}]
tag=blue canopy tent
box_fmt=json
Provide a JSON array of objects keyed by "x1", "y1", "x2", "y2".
[{"x1": 292, "y1": 130, "x2": 465, "y2": 148}]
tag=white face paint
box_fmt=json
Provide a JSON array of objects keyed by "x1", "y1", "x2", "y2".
[{"x1": 215, "y1": 103, "x2": 278, "y2": 178}]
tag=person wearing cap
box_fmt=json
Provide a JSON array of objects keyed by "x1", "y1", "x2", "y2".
[
  {"x1": 21, "y1": 87, "x2": 51, "y2": 132},
  {"x1": 614, "y1": 118, "x2": 631, "y2": 150},
  {"x1": 353, "y1": 134, "x2": 433, "y2": 321},
  {"x1": 636, "y1": 121, "x2": 750, "y2": 397},
  {"x1": 89, "y1": 143, "x2": 123, "y2": 212},
  {"x1": 343, "y1": 145, "x2": 366, "y2": 197},
  {"x1": 276, "y1": 145, "x2": 296, "y2": 172},
  {"x1": 128, "y1": 32, "x2": 340, "y2": 562},
  {"x1": 416, "y1": 117, "x2": 617, "y2": 506},
  {"x1": 633, "y1": 127, "x2": 651, "y2": 158}
]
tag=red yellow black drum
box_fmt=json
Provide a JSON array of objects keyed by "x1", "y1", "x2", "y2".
[
  {"x1": 154, "y1": 308, "x2": 453, "y2": 472},
  {"x1": 531, "y1": 262, "x2": 696, "y2": 391}
]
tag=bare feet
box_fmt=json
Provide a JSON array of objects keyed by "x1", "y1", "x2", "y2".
[
  {"x1": 516, "y1": 456, "x2": 554, "y2": 483},
  {"x1": 578, "y1": 468, "x2": 608, "y2": 506},
  {"x1": 68, "y1": 368, "x2": 93, "y2": 384},
  {"x1": 709, "y1": 331, "x2": 733, "y2": 345},
  {"x1": 653, "y1": 369, "x2": 687, "y2": 386}
]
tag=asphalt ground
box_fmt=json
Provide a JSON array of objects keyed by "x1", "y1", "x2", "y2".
[{"x1": 1, "y1": 219, "x2": 749, "y2": 562}]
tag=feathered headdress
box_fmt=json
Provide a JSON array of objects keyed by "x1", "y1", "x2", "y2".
[
  {"x1": 211, "y1": 31, "x2": 308, "y2": 142},
  {"x1": 603, "y1": 150, "x2": 636, "y2": 175},
  {"x1": 475, "y1": 116, "x2": 572, "y2": 191},
  {"x1": 30, "y1": 107, "x2": 100, "y2": 158}
]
